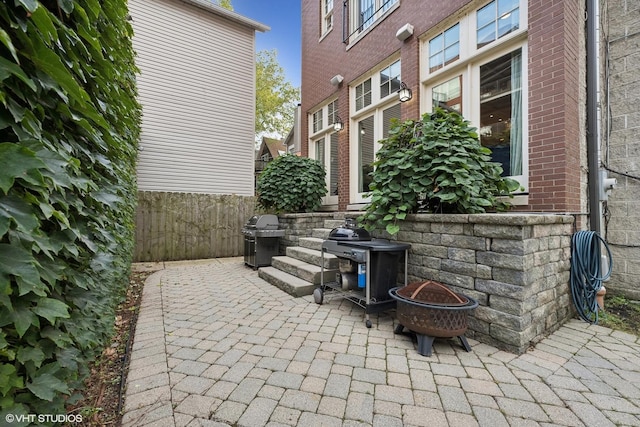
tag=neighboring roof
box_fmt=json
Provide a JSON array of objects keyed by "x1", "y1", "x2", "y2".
[
  {"x1": 178, "y1": 0, "x2": 270, "y2": 32},
  {"x1": 259, "y1": 137, "x2": 286, "y2": 159}
]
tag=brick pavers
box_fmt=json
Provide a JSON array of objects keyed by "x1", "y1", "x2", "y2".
[{"x1": 124, "y1": 258, "x2": 640, "y2": 427}]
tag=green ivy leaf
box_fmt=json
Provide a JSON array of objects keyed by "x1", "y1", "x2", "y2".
[
  {"x1": 27, "y1": 371, "x2": 68, "y2": 401},
  {"x1": 0, "y1": 29, "x2": 19, "y2": 63},
  {"x1": 33, "y1": 298, "x2": 70, "y2": 324},
  {"x1": 16, "y1": 0, "x2": 39, "y2": 12},
  {"x1": 0, "y1": 194, "x2": 39, "y2": 233},
  {"x1": 17, "y1": 346, "x2": 46, "y2": 368},
  {"x1": 0, "y1": 143, "x2": 46, "y2": 194},
  {"x1": 0, "y1": 363, "x2": 23, "y2": 396},
  {"x1": 0, "y1": 57, "x2": 37, "y2": 91}
]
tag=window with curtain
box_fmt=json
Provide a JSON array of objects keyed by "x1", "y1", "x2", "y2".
[
  {"x1": 422, "y1": 0, "x2": 527, "y2": 190},
  {"x1": 479, "y1": 49, "x2": 522, "y2": 176}
]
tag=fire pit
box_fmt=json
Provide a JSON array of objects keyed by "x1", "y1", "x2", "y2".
[{"x1": 389, "y1": 281, "x2": 478, "y2": 356}]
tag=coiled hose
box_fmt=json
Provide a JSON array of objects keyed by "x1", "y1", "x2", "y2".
[{"x1": 570, "y1": 230, "x2": 613, "y2": 324}]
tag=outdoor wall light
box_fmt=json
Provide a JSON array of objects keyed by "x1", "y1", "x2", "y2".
[
  {"x1": 398, "y1": 82, "x2": 412, "y2": 102},
  {"x1": 333, "y1": 116, "x2": 344, "y2": 132}
]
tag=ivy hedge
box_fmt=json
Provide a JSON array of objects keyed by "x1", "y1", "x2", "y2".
[
  {"x1": 256, "y1": 154, "x2": 326, "y2": 213},
  {"x1": 0, "y1": 0, "x2": 141, "y2": 421}
]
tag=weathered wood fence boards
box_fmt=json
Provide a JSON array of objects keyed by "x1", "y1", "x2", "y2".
[{"x1": 134, "y1": 192, "x2": 256, "y2": 262}]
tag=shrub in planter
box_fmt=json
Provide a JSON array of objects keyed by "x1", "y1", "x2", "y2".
[
  {"x1": 257, "y1": 154, "x2": 327, "y2": 213},
  {"x1": 361, "y1": 108, "x2": 521, "y2": 234}
]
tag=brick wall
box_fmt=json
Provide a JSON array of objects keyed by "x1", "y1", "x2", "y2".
[
  {"x1": 526, "y1": 0, "x2": 584, "y2": 213},
  {"x1": 302, "y1": 0, "x2": 587, "y2": 213},
  {"x1": 601, "y1": 0, "x2": 640, "y2": 299}
]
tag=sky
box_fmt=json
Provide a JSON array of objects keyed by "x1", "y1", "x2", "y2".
[{"x1": 231, "y1": 0, "x2": 302, "y2": 88}]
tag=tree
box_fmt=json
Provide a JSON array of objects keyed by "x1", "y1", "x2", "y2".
[
  {"x1": 256, "y1": 49, "x2": 300, "y2": 140},
  {"x1": 212, "y1": 0, "x2": 233, "y2": 10}
]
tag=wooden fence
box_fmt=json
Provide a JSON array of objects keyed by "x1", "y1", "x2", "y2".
[{"x1": 134, "y1": 192, "x2": 256, "y2": 262}]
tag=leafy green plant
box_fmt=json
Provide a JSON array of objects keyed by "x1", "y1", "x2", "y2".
[
  {"x1": 0, "y1": 0, "x2": 140, "y2": 420},
  {"x1": 257, "y1": 154, "x2": 326, "y2": 213},
  {"x1": 361, "y1": 108, "x2": 521, "y2": 234}
]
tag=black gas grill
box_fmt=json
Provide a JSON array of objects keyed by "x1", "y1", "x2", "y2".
[
  {"x1": 242, "y1": 214, "x2": 285, "y2": 269},
  {"x1": 315, "y1": 219, "x2": 411, "y2": 328}
]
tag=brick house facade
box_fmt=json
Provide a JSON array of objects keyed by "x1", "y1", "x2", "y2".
[{"x1": 300, "y1": 0, "x2": 588, "y2": 215}]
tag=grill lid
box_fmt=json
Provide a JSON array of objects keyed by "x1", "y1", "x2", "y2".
[
  {"x1": 328, "y1": 219, "x2": 371, "y2": 241},
  {"x1": 244, "y1": 214, "x2": 279, "y2": 230}
]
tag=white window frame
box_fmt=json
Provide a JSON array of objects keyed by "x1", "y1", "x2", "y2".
[
  {"x1": 308, "y1": 100, "x2": 340, "y2": 206},
  {"x1": 349, "y1": 58, "x2": 402, "y2": 205},
  {"x1": 321, "y1": 0, "x2": 334, "y2": 37},
  {"x1": 420, "y1": 0, "x2": 529, "y2": 197}
]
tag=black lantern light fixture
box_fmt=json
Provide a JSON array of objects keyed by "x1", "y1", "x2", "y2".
[
  {"x1": 333, "y1": 116, "x2": 344, "y2": 132},
  {"x1": 398, "y1": 82, "x2": 412, "y2": 102}
]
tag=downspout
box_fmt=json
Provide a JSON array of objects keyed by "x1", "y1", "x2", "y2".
[{"x1": 586, "y1": 0, "x2": 600, "y2": 233}]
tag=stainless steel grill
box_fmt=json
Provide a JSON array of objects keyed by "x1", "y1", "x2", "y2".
[{"x1": 242, "y1": 214, "x2": 285, "y2": 269}]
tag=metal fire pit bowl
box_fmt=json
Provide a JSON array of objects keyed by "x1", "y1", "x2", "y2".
[{"x1": 389, "y1": 281, "x2": 478, "y2": 356}]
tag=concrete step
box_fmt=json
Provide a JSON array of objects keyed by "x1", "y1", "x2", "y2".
[
  {"x1": 312, "y1": 228, "x2": 332, "y2": 239},
  {"x1": 271, "y1": 256, "x2": 337, "y2": 285},
  {"x1": 286, "y1": 246, "x2": 338, "y2": 269},
  {"x1": 299, "y1": 237, "x2": 324, "y2": 251},
  {"x1": 258, "y1": 267, "x2": 316, "y2": 297}
]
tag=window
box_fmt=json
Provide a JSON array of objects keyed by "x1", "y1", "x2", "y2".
[
  {"x1": 309, "y1": 100, "x2": 340, "y2": 205},
  {"x1": 321, "y1": 0, "x2": 333, "y2": 35},
  {"x1": 429, "y1": 24, "x2": 460, "y2": 73},
  {"x1": 350, "y1": 61, "x2": 402, "y2": 202},
  {"x1": 479, "y1": 49, "x2": 522, "y2": 176},
  {"x1": 347, "y1": 0, "x2": 399, "y2": 43},
  {"x1": 422, "y1": 0, "x2": 527, "y2": 189},
  {"x1": 477, "y1": 0, "x2": 519, "y2": 48},
  {"x1": 328, "y1": 100, "x2": 338, "y2": 126},
  {"x1": 312, "y1": 109, "x2": 323, "y2": 133},
  {"x1": 355, "y1": 79, "x2": 372, "y2": 111},
  {"x1": 432, "y1": 76, "x2": 462, "y2": 113},
  {"x1": 380, "y1": 60, "x2": 401, "y2": 99}
]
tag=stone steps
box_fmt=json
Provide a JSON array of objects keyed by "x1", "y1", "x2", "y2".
[
  {"x1": 286, "y1": 246, "x2": 338, "y2": 269},
  {"x1": 271, "y1": 256, "x2": 337, "y2": 285},
  {"x1": 259, "y1": 215, "x2": 367, "y2": 297},
  {"x1": 258, "y1": 267, "x2": 316, "y2": 297}
]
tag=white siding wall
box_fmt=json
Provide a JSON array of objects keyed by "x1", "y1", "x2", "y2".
[{"x1": 130, "y1": 0, "x2": 257, "y2": 195}]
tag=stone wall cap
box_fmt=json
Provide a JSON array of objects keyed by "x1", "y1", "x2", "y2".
[{"x1": 406, "y1": 213, "x2": 573, "y2": 225}]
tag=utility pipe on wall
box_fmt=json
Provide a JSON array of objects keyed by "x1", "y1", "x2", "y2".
[{"x1": 586, "y1": 0, "x2": 600, "y2": 233}]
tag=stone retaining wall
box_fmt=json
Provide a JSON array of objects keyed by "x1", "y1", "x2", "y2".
[
  {"x1": 399, "y1": 214, "x2": 575, "y2": 354},
  {"x1": 280, "y1": 212, "x2": 577, "y2": 354}
]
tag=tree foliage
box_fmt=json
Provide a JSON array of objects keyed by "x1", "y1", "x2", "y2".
[
  {"x1": 256, "y1": 49, "x2": 300, "y2": 139},
  {"x1": 256, "y1": 155, "x2": 326, "y2": 213},
  {"x1": 212, "y1": 0, "x2": 233, "y2": 10},
  {"x1": 361, "y1": 109, "x2": 521, "y2": 235},
  {"x1": 0, "y1": 0, "x2": 140, "y2": 419}
]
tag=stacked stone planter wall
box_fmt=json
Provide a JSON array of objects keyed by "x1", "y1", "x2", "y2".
[
  {"x1": 278, "y1": 213, "x2": 334, "y2": 250},
  {"x1": 280, "y1": 212, "x2": 576, "y2": 354}
]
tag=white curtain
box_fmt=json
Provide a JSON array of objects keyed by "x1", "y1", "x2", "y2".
[{"x1": 510, "y1": 50, "x2": 522, "y2": 176}]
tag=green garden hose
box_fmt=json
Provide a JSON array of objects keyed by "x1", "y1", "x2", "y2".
[{"x1": 570, "y1": 230, "x2": 613, "y2": 324}]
